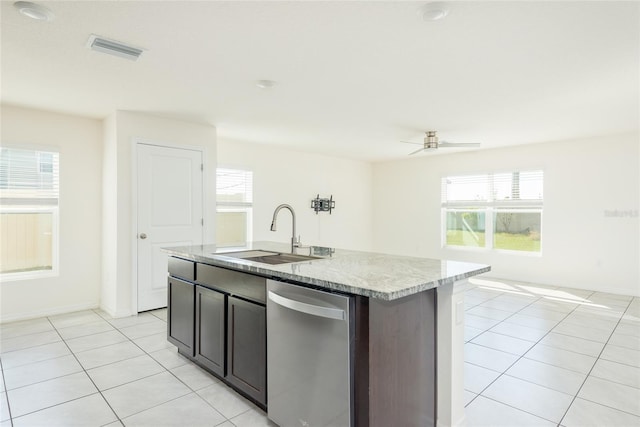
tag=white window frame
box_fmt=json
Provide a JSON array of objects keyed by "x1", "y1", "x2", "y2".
[
  {"x1": 491, "y1": 208, "x2": 543, "y2": 256},
  {"x1": 0, "y1": 206, "x2": 60, "y2": 281},
  {"x1": 216, "y1": 167, "x2": 253, "y2": 249},
  {"x1": 442, "y1": 170, "x2": 543, "y2": 254},
  {"x1": 440, "y1": 208, "x2": 488, "y2": 251},
  {"x1": 215, "y1": 206, "x2": 253, "y2": 249},
  {"x1": 0, "y1": 146, "x2": 60, "y2": 281}
]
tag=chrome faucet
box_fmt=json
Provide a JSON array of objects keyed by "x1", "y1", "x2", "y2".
[{"x1": 270, "y1": 204, "x2": 300, "y2": 253}]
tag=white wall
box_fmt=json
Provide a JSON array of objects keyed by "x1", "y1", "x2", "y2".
[
  {"x1": 101, "y1": 111, "x2": 216, "y2": 317},
  {"x1": 1, "y1": 105, "x2": 103, "y2": 322},
  {"x1": 373, "y1": 132, "x2": 640, "y2": 296},
  {"x1": 2, "y1": 104, "x2": 635, "y2": 324},
  {"x1": 217, "y1": 140, "x2": 373, "y2": 252},
  {"x1": 101, "y1": 114, "x2": 118, "y2": 316}
]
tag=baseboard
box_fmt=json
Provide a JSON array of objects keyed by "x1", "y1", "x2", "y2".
[
  {"x1": 479, "y1": 274, "x2": 640, "y2": 298},
  {"x1": 99, "y1": 304, "x2": 134, "y2": 319},
  {"x1": 0, "y1": 301, "x2": 100, "y2": 324},
  {"x1": 437, "y1": 413, "x2": 466, "y2": 427}
]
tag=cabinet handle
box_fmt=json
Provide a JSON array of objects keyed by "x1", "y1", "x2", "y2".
[
  {"x1": 139, "y1": 233, "x2": 147, "y2": 239},
  {"x1": 268, "y1": 291, "x2": 345, "y2": 321}
]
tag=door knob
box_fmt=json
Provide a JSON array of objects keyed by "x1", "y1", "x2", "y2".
[{"x1": 139, "y1": 233, "x2": 147, "y2": 239}]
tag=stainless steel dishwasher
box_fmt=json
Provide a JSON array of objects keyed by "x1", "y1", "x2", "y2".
[{"x1": 267, "y1": 279, "x2": 353, "y2": 427}]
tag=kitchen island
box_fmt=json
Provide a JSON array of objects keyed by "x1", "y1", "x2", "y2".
[{"x1": 163, "y1": 242, "x2": 490, "y2": 427}]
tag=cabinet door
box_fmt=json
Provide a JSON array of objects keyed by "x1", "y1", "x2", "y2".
[
  {"x1": 195, "y1": 286, "x2": 226, "y2": 377},
  {"x1": 167, "y1": 277, "x2": 194, "y2": 356},
  {"x1": 227, "y1": 296, "x2": 266, "y2": 405}
]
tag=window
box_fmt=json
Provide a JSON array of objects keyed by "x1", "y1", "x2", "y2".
[
  {"x1": 216, "y1": 168, "x2": 253, "y2": 248},
  {"x1": 0, "y1": 147, "x2": 59, "y2": 278},
  {"x1": 442, "y1": 170, "x2": 543, "y2": 253}
]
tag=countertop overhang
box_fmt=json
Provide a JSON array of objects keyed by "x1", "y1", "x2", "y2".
[{"x1": 163, "y1": 241, "x2": 490, "y2": 301}]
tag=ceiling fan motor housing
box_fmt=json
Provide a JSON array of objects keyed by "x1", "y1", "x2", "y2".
[{"x1": 425, "y1": 131, "x2": 439, "y2": 149}]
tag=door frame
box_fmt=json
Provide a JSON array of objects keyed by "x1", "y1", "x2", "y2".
[{"x1": 131, "y1": 138, "x2": 206, "y2": 313}]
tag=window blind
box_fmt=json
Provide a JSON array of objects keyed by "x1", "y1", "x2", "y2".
[
  {"x1": 0, "y1": 148, "x2": 59, "y2": 206},
  {"x1": 216, "y1": 168, "x2": 253, "y2": 206},
  {"x1": 442, "y1": 170, "x2": 543, "y2": 207}
]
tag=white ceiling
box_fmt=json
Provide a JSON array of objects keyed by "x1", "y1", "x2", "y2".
[{"x1": 1, "y1": 1, "x2": 638, "y2": 161}]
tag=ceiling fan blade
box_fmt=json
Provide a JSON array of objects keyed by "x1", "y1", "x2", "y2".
[
  {"x1": 400, "y1": 140, "x2": 423, "y2": 146},
  {"x1": 438, "y1": 142, "x2": 481, "y2": 148},
  {"x1": 408, "y1": 147, "x2": 426, "y2": 155}
]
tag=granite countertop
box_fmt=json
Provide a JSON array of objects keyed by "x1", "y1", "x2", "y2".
[{"x1": 163, "y1": 241, "x2": 490, "y2": 301}]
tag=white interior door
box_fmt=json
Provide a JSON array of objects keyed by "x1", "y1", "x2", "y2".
[{"x1": 137, "y1": 143, "x2": 203, "y2": 312}]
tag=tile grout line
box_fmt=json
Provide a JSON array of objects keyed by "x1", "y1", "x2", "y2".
[
  {"x1": 2, "y1": 290, "x2": 636, "y2": 426},
  {"x1": 475, "y1": 394, "x2": 561, "y2": 425},
  {"x1": 463, "y1": 287, "x2": 595, "y2": 414},
  {"x1": 111, "y1": 310, "x2": 220, "y2": 424},
  {"x1": 2, "y1": 315, "x2": 110, "y2": 423},
  {"x1": 3, "y1": 308, "x2": 199, "y2": 424},
  {"x1": 0, "y1": 309, "x2": 159, "y2": 425},
  {"x1": 1, "y1": 353, "x2": 90, "y2": 393},
  {"x1": 573, "y1": 395, "x2": 640, "y2": 420},
  {"x1": 127, "y1": 309, "x2": 268, "y2": 424},
  {"x1": 491, "y1": 291, "x2": 638, "y2": 423},
  {"x1": 93, "y1": 308, "x2": 250, "y2": 426},
  {"x1": 43, "y1": 314, "x2": 123, "y2": 426},
  {"x1": 465, "y1": 288, "x2": 610, "y2": 424},
  {"x1": 463, "y1": 287, "x2": 546, "y2": 407},
  {"x1": 3, "y1": 329, "x2": 72, "y2": 423},
  {"x1": 94, "y1": 308, "x2": 196, "y2": 425},
  {"x1": 0, "y1": 354, "x2": 14, "y2": 427},
  {"x1": 98, "y1": 308, "x2": 222, "y2": 424},
  {"x1": 556, "y1": 297, "x2": 636, "y2": 426}
]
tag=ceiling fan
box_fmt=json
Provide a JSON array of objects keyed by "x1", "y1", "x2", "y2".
[{"x1": 401, "y1": 131, "x2": 481, "y2": 155}]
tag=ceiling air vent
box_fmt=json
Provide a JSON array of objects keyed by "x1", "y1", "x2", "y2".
[{"x1": 87, "y1": 34, "x2": 144, "y2": 61}]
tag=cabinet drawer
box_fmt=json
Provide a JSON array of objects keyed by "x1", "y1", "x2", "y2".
[
  {"x1": 169, "y1": 257, "x2": 195, "y2": 282},
  {"x1": 196, "y1": 263, "x2": 266, "y2": 304}
]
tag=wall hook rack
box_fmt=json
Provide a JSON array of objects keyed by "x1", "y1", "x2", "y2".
[{"x1": 311, "y1": 194, "x2": 335, "y2": 214}]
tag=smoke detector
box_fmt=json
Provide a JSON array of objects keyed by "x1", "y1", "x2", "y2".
[
  {"x1": 422, "y1": 2, "x2": 449, "y2": 21},
  {"x1": 256, "y1": 80, "x2": 276, "y2": 89},
  {"x1": 13, "y1": 1, "x2": 55, "y2": 21},
  {"x1": 87, "y1": 35, "x2": 144, "y2": 61}
]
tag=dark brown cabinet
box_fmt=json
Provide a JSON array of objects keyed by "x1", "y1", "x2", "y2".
[
  {"x1": 167, "y1": 277, "x2": 195, "y2": 356},
  {"x1": 167, "y1": 257, "x2": 267, "y2": 408},
  {"x1": 227, "y1": 296, "x2": 267, "y2": 405},
  {"x1": 195, "y1": 285, "x2": 226, "y2": 377}
]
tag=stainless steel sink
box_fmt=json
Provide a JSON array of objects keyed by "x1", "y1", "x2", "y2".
[
  {"x1": 246, "y1": 253, "x2": 321, "y2": 265},
  {"x1": 215, "y1": 250, "x2": 321, "y2": 265},
  {"x1": 216, "y1": 250, "x2": 279, "y2": 259}
]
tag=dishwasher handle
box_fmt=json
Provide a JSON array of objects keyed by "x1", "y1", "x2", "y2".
[{"x1": 268, "y1": 290, "x2": 346, "y2": 321}]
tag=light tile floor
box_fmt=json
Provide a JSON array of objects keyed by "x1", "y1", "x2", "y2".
[
  {"x1": 0, "y1": 278, "x2": 638, "y2": 426},
  {"x1": 0, "y1": 309, "x2": 272, "y2": 427},
  {"x1": 464, "y1": 277, "x2": 640, "y2": 427}
]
